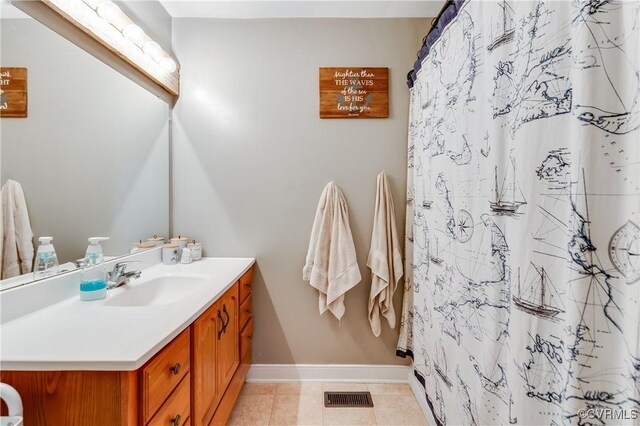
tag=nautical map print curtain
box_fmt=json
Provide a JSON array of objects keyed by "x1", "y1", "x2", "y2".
[{"x1": 396, "y1": 1, "x2": 640, "y2": 425}]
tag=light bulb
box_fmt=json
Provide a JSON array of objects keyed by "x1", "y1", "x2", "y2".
[
  {"x1": 82, "y1": 0, "x2": 107, "y2": 10},
  {"x1": 143, "y1": 41, "x2": 163, "y2": 61},
  {"x1": 83, "y1": 7, "x2": 103, "y2": 29},
  {"x1": 141, "y1": 55, "x2": 158, "y2": 73},
  {"x1": 50, "y1": 0, "x2": 73, "y2": 13},
  {"x1": 112, "y1": 33, "x2": 128, "y2": 52},
  {"x1": 123, "y1": 24, "x2": 148, "y2": 47},
  {"x1": 159, "y1": 57, "x2": 177, "y2": 73},
  {"x1": 129, "y1": 47, "x2": 147, "y2": 64},
  {"x1": 69, "y1": 0, "x2": 93, "y2": 24},
  {"x1": 97, "y1": 1, "x2": 122, "y2": 25}
]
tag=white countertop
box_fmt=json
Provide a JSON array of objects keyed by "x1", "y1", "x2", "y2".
[{"x1": 0, "y1": 257, "x2": 254, "y2": 371}]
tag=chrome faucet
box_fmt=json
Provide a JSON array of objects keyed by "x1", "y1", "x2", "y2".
[{"x1": 107, "y1": 261, "x2": 141, "y2": 290}]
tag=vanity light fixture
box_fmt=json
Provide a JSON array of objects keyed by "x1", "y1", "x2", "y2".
[{"x1": 42, "y1": 0, "x2": 179, "y2": 95}]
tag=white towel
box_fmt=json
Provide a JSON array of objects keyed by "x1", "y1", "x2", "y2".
[
  {"x1": 367, "y1": 172, "x2": 403, "y2": 336},
  {"x1": 303, "y1": 182, "x2": 361, "y2": 320},
  {"x1": 1, "y1": 180, "x2": 34, "y2": 279}
]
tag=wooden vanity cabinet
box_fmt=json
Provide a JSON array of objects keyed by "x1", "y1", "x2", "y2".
[
  {"x1": 141, "y1": 328, "x2": 191, "y2": 425},
  {"x1": 238, "y1": 268, "x2": 253, "y2": 368},
  {"x1": 192, "y1": 301, "x2": 221, "y2": 424},
  {"x1": 0, "y1": 266, "x2": 254, "y2": 426},
  {"x1": 191, "y1": 284, "x2": 239, "y2": 426},
  {"x1": 216, "y1": 285, "x2": 240, "y2": 400},
  {"x1": 207, "y1": 266, "x2": 253, "y2": 426},
  {"x1": 193, "y1": 267, "x2": 254, "y2": 426}
]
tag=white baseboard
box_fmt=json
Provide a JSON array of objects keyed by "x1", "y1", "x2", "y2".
[
  {"x1": 246, "y1": 364, "x2": 410, "y2": 383},
  {"x1": 408, "y1": 371, "x2": 438, "y2": 426}
]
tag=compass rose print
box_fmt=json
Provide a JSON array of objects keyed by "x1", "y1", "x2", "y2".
[
  {"x1": 456, "y1": 209, "x2": 474, "y2": 243},
  {"x1": 609, "y1": 220, "x2": 640, "y2": 283}
]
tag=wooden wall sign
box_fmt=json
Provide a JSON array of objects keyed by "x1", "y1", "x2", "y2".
[
  {"x1": 319, "y1": 67, "x2": 388, "y2": 118},
  {"x1": 0, "y1": 68, "x2": 28, "y2": 118}
]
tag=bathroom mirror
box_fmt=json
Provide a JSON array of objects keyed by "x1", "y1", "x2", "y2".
[{"x1": 0, "y1": 7, "x2": 169, "y2": 289}]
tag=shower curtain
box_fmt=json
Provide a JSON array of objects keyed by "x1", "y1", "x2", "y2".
[{"x1": 397, "y1": 1, "x2": 640, "y2": 425}]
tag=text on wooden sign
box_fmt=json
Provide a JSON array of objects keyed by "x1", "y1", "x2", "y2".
[
  {"x1": 0, "y1": 68, "x2": 28, "y2": 118},
  {"x1": 319, "y1": 67, "x2": 388, "y2": 119}
]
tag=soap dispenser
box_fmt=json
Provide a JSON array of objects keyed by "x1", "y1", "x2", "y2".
[
  {"x1": 80, "y1": 237, "x2": 110, "y2": 301},
  {"x1": 33, "y1": 236, "x2": 59, "y2": 279}
]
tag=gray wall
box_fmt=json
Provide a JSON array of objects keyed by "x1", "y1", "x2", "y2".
[
  {"x1": 172, "y1": 18, "x2": 426, "y2": 364},
  {"x1": 1, "y1": 19, "x2": 169, "y2": 263}
]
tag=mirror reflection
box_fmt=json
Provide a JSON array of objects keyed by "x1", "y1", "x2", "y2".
[{"x1": 0, "y1": 10, "x2": 169, "y2": 289}]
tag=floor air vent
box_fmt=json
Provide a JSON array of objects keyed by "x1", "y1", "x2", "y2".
[{"x1": 324, "y1": 391, "x2": 374, "y2": 408}]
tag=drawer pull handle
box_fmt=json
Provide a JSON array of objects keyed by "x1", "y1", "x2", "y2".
[
  {"x1": 245, "y1": 309, "x2": 251, "y2": 314},
  {"x1": 171, "y1": 363, "x2": 181, "y2": 375},
  {"x1": 171, "y1": 414, "x2": 181, "y2": 426}
]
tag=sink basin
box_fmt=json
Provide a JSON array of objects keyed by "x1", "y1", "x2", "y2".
[{"x1": 104, "y1": 275, "x2": 207, "y2": 307}]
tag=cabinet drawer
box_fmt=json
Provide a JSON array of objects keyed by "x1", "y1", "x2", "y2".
[
  {"x1": 147, "y1": 374, "x2": 191, "y2": 426},
  {"x1": 240, "y1": 318, "x2": 253, "y2": 362},
  {"x1": 239, "y1": 268, "x2": 253, "y2": 303},
  {"x1": 239, "y1": 295, "x2": 252, "y2": 330},
  {"x1": 142, "y1": 328, "x2": 191, "y2": 424}
]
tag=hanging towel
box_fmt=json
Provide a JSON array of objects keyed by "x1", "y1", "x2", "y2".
[
  {"x1": 303, "y1": 182, "x2": 361, "y2": 320},
  {"x1": 367, "y1": 172, "x2": 403, "y2": 336},
  {"x1": 1, "y1": 179, "x2": 34, "y2": 279}
]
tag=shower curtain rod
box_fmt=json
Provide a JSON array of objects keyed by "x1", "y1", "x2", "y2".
[
  {"x1": 408, "y1": 0, "x2": 458, "y2": 87},
  {"x1": 425, "y1": 0, "x2": 454, "y2": 42}
]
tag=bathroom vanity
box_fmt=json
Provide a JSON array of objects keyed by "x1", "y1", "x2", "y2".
[{"x1": 0, "y1": 252, "x2": 255, "y2": 426}]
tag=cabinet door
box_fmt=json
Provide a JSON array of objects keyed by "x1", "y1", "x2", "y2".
[
  {"x1": 192, "y1": 303, "x2": 221, "y2": 426},
  {"x1": 216, "y1": 285, "x2": 240, "y2": 393}
]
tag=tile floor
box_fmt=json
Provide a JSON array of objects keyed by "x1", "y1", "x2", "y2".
[{"x1": 228, "y1": 382, "x2": 429, "y2": 426}]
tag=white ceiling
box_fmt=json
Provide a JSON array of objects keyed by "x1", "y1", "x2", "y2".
[{"x1": 159, "y1": 0, "x2": 443, "y2": 19}]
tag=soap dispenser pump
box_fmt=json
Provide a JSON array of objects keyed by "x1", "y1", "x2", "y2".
[
  {"x1": 80, "y1": 237, "x2": 110, "y2": 301},
  {"x1": 33, "y1": 236, "x2": 59, "y2": 280}
]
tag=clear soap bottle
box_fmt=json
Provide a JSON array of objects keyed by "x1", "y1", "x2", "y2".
[
  {"x1": 33, "y1": 236, "x2": 59, "y2": 280},
  {"x1": 79, "y1": 237, "x2": 110, "y2": 301}
]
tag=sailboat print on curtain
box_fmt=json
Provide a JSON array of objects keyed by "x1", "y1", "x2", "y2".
[
  {"x1": 396, "y1": 0, "x2": 640, "y2": 425},
  {"x1": 487, "y1": 0, "x2": 515, "y2": 52},
  {"x1": 429, "y1": 237, "x2": 443, "y2": 265},
  {"x1": 512, "y1": 263, "x2": 565, "y2": 321},
  {"x1": 434, "y1": 341, "x2": 452, "y2": 388},
  {"x1": 489, "y1": 157, "x2": 526, "y2": 215}
]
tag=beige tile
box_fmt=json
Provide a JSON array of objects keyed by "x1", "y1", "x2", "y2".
[
  {"x1": 323, "y1": 382, "x2": 368, "y2": 392},
  {"x1": 228, "y1": 394, "x2": 275, "y2": 426},
  {"x1": 323, "y1": 407, "x2": 377, "y2": 425},
  {"x1": 372, "y1": 394, "x2": 428, "y2": 426},
  {"x1": 277, "y1": 381, "x2": 323, "y2": 395},
  {"x1": 270, "y1": 394, "x2": 323, "y2": 425},
  {"x1": 366, "y1": 383, "x2": 412, "y2": 395},
  {"x1": 241, "y1": 382, "x2": 278, "y2": 395}
]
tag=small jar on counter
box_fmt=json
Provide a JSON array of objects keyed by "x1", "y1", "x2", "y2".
[
  {"x1": 181, "y1": 248, "x2": 193, "y2": 264},
  {"x1": 170, "y1": 236, "x2": 189, "y2": 250},
  {"x1": 146, "y1": 235, "x2": 166, "y2": 247},
  {"x1": 162, "y1": 243, "x2": 180, "y2": 265},
  {"x1": 130, "y1": 241, "x2": 155, "y2": 254},
  {"x1": 187, "y1": 241, "x2": 203, "y2": 261}
]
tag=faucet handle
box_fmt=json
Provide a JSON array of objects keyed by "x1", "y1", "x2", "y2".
[{"x1": 109, "y1": 261, "x2": 141, "y2": 278}]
